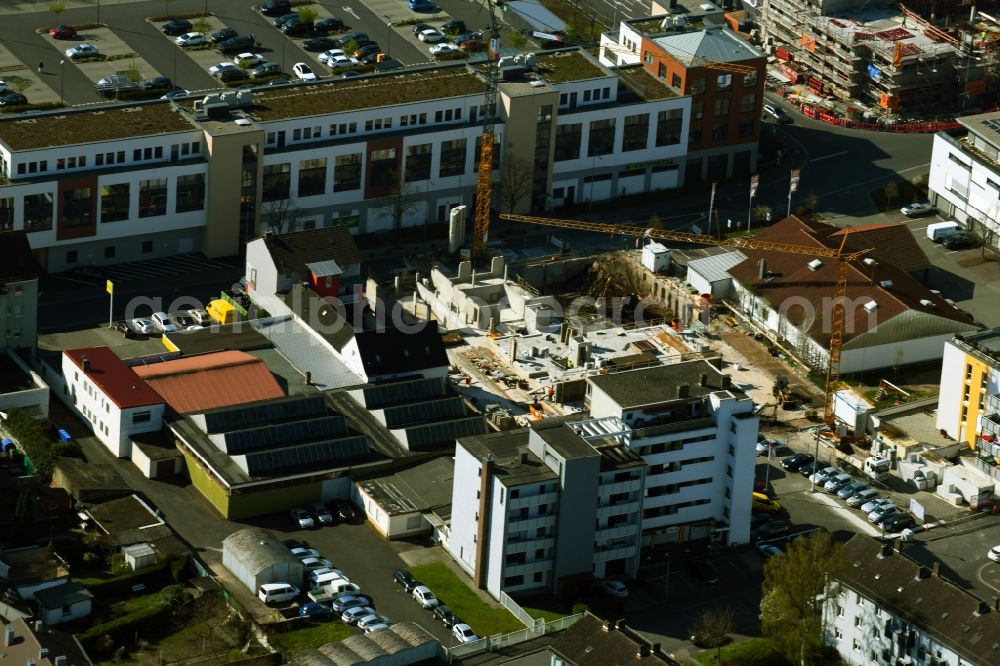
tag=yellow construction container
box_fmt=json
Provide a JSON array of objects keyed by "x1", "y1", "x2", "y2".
[{"x1": 206, "y1": 299, "x2": 236, "y2": 325}]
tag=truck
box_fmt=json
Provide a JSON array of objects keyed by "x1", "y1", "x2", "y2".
[
  {"x1": 862, "y1": 456, "x2": 891, "y2": 482},
  {"x1": 206, "y1": 299, "x2": 237, "y2": 325}
]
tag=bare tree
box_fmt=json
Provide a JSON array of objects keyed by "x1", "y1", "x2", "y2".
[
  {"x1": 260, "y1": 199, "x2": 298, "y2": 234},
  {"x1": 497, "y1": 153, "x2": 533, "y2": 213},
  {"x1": 689, "y1": 607, "x2": 733, "y2": 663},
  {"x1": 883, "y1": 180, "x2": 899, "y2": 212},
  {"x1": 378, "y1": 177, "x2": 423, "y2": 231}
]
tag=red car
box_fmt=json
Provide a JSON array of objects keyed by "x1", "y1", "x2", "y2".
[
  {"x1": 50, "y1": 25, "x2": 77, "y2": 39},
  {"x1": 458, "y1": 39, "x2": 486, "y2": 52}
]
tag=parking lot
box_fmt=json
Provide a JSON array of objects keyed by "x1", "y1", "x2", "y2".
[{"x1": 44, "y1": 25, "x2": 164, "y2": 91}]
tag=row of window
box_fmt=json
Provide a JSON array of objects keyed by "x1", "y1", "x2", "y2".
[
  {"x1": 14, "y1": 141, "x2": 201, "y2": 177},
  {"x1": 503, "y1": 571, "x2": 545, "y2": 587},
  {"x1": 268, "y1": 107, "x2": 474, "y2": 147},
  {"x1": 636, "y1": 434, "x2": 716, "y2": 457},
  {"x1": 554, "y1": 109, "x2": 684, "y2": 161},
  {"x1": 642, "y1": 498, "x2": 710, "y2": 519}
]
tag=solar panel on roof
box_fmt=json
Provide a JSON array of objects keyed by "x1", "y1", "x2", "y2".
[
  {"x1": 239, "y1": 436, "x2": 369, "y2": 474},
  {"x1": 359, "y1": 378, "x2": 446, "y2": 409},
  {"x1": 400, "y1": 417, "x2": 487, "y2": 451},
  {"x1": 214, "y1": 415, "x2": 349, "y2": 454},
  {"x1": 381, "y1": 398, "x2": 467, "y2": 428},
  {"x1": 983, "y1": 119, "x2": 1000, "y2": 134},
  {"x1": 200, "y1": 394, "x2": 328, "y2": 432}
]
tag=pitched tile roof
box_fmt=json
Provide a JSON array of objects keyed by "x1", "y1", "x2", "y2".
[
  {"x1": 551, "y1": 612, "x2": 680, "y2": 665},
  {"x1": 727, "y1": 217, "x2": 973, "y2": 345},
  {"x1": 836, "y1": 535, "x2": 1000, "y2": 665},
  {"x1": 0, "y1": 230, "x2": 42, "y2": 282},
  {"x1": 262, "y1": 226, "x2": 361, "y2": 274},
  {"x1": 830, "y1": 222, "x2": 931, "y2": 272},
  {"x1": 132, "y1": 350, "x2": 285, "y2": 414},
  {"x1": 64, "y1": 347, "x2": 162, "y2": 409}
]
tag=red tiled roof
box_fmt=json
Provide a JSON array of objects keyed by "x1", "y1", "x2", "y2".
[
  {"x1": 64, "y1": 348, "x2": 162, "y2": 410},
  {"x1": 728, "y1": 217, "x2": 972, "y2": 345},
  {"x1": 132, "y1": 350, "x2": 285, "y2": 414},
  {"x1": 830, "y1": 222, "x2": 931, "y2": 272}
]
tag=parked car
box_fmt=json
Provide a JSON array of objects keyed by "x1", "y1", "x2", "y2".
[
  {"x1": 96, "y1": 73, "x2": 140, "y2": 96},
  {"x1": 781, "y1": 453, "x2": 814, "y2": 471},
  {"x1": 412, "y1": 585, "x2": 439, "y2": 608},
  {"x1": 393, "y1": 569, "x2": 418, "y2": 592},
  {"x1": 314, "y1": 17, "x2": 346, "y2": 34},
  {"x1": 261, "y1": 0, "x2": 292, "y2": 16},
  {"x1": 342, "y1": 605, "x2": 376, "y2": 624},
  {"x1": 988, "y1": 545, "x2": 1000, "y2": 563},
  {"x1": 218, "y1": 68, "x2": 250, "y2": 82},
  {"x1": 900, "y1": 202, "x2": 936, "y2": 217},
  {"x1": 751, "y1": 492, "x2": 782, "y2": 513},
  {"x1": 860, "y1": 497, "x2": 893, "y2": 514},
  {"x1": 411, "y1": 22, "x2": 434, "y2": 35},
  {"x1": 823, "y1": 473, "x2": 854, "y2": 494},
  {"x1": 451, "y1": 32, "x2": 481, "y2": 46},
  {"x1": 281, "y1": 18, "x2": 312, "y2": 36},
  {"x1": 809, "y1": 466, "x2": 839, "y2": 485},
  {"x1": 751, "y1": 520, "x2": 790, "y2": 542},
  {"x1": 183, "y1": 308, "x2": 211, "y2": 325},
  {"x1": 210, "y1": 27, "x2": 238, "y2": 43},
  {"x1": 333, "y1": 500, "x2": 357, "y2": 522},
  {"x1": 144, "y1": 76, "x2": 173, "y2": 91},
  {"x1": 798, "y1": 461, "x2": 823, "y2": 478},
  {"x1": 418, "y1": 28, "x2": 445, "y2": 43},
  {"x1": 430, "y1": 43, "x2": 460, "y2": 56},
  {"x1": 868, "y1": 504, "x2": 899, "y2": 524},
  {"x1": 50, "y1": 24, "x2": 77, "y2": 39},
  {"x1": 300, "y1": 557, "x2": 334, "y2": 572},
  {"x1": 408, "y1": 0, "x2": 437, "y2": 11},
  {"x1": 836, "y1": 482, "x2": 869, "y2": 500},
  {"x1": 458, "y1": 38, "x2": 486, "y2": 51},
  {"x1": 847, "y1": 488, "x2": 880, "y2": 507},
  {"x1": 757, "y1": 544, "x2": 783, "y2": 558},
  {"x1": 115, "y1": 321, "x2": 138, "y2": 338},
  {"x1": 323, "y1": 53, "x2": 357, "y2": 69},
  {"x1": 161, "y1": 19, "x2": 193, "y2": 35},
  {"x1": 234, "y1": 52, "x2": 264, "y2": 68},
  {"x1": 943, "y1": 232, "x2": 980, "y2": 250},
  {"x1": 175, "y1": 32, "x2": 207, "y2": 47},
  {"x1": 150, "y1": 312, "x2": 178, "y2": 333},
  {"x1": 364, "y1": 622, "x2": 391, "y2": 634},
  {"x1": 330, "y1": 593, "x2": 375, "y2": 613},
  {"x1": 354, "y1": 44, "x2": 381, "y2": 59},
  {"x1": 290, "y1": 507, "x2": 315, "y2": 529},
  {"x1": 433, "y1": 604, "x2": 458, "y2": 627},
  {"x1": 441, "y1": 19, "x2": 466, "y2": 34},
  {"x1": 601, "y1": 580, "x2": 628, "y2": 598},
  {"x1": 172, "y1": 313, "x2": 201, "y2": 330},
  {"x1": 879, "y1": 512, "x2": 915, "y2": 531},
  {"x1": 293, "y1": 63, "x2": 318, "y2": 81},
  {"x1": 130, "y1": 318, "x2": 157, "y2": 335},
  {"x1": 258, "y1": 582, "x2": 298, "y2": 604},
  {"x1": 217, "y1": 34, "x2": 257, "y2": 54},
  {"x1": 303, "y1": 37, "x2": 339, "y2": 51},
  {"x1": 272, "y1": 12, "x2": 299, "y2": 27},
  {"x1": 453, "y1": 623, "x2": 478, "y2": 643},
  {"x1": 65, "y1": 43, "x2": 99, "y2": 59},
  {"x1": 210, "y1": 62, "x2": 237, "y2": 77},
  {"x1": 161, "y1": 88, "x2": 191, "y2": 100},
  {"x1": 357, "y1": 613, "x2": 391, "y2": 631},
  {"x1": 340, "y1": 71, "x2": 361, "y2": 79},
  {"x1": 298, "y1": 602, "x2": 335, "y2": 619},
  {"x1": 687, "y1": 560, "x2": 720, "y2": 584},
  {"x1": 246, "y1": 61, "x2": 280, "y2": 78},
  {"x1": 763, "y1": 103, "x2": 792, "y2": 123}
]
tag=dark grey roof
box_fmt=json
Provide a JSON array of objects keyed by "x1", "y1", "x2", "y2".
[
  {"x1": 34, "y1": 582, "x2": 94, "y2": 610},
  {"x1": 588, "y1": 359, "x2": 736, "y2": 409},
  {"x1": 836, "y1": 535, "x2": 1000, "y2": 666},
  {"x1": 281, "y1": 285, "x2": 356, "y2": 352},
  {"x1": 263, "y1": 226, "x2": 361, "y2": 274},
  {"x1": 289, "y1": 621, "x2": 437, "y2": 665},
  {"x1": 161, "y1": 323, "x2": 272, "y2": 356},
  {"x1": 458, "y1": 429, "x2": 559, "y2": 486},
  {"x1": 193, "y1": 394, "x2": 329, "y2": 433},
  {"x1": 354, "y1": 323, "x2": 449, "y2": 378},
  {"x1": 350, "y1": 377, "x2": 448, "y2": 409},
  {"x1": 532, "y1": 419, "x2": 601, "y2": 460},
  {"x1": 0, "y1": 231, "x2": 42, "y2": 282},
  {"x1": 551, "y1": 612, "x2": 679, "y2": 665},
  {"x1": 378, "y1": 397, "x2": 467, "y2": 428},
  {"x1": 395, "y1": 416, "x2": 488, "y2": 451},
  {"x1": 358, "y1": 457, "x2": 455, "y2": 516}
]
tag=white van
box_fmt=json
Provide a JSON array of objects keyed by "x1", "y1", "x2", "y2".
[
  {"x1": 323, "y1": 579, "x2": 362, "y2": 597},
  {"x1": 310, "y1": 570, "x2": 350, "y2": 590},
  {"x1": 926, "y1": 220, "x2": 961, "y2": 242},
  {"x1": 258, "y1": 582, "x2": 299, "y2": 605}
]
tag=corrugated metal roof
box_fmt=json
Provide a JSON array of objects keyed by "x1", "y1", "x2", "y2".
[
  {"x1": 133, "y1": 350, "x2": 285, "y2": 414},
  {"x1": 505, "y1": 1, "x2": 566, "y2": 32},
  {"x1": 222, "y1": 527, "x2": 301, "y2": 575},
  {"x1": 253, "y1": 317, "x2": 363, "y2": 390},
  {"x1": 306, "y1": 260, "x2": 343, "y2": 277},
  {"x1": 653, "y1": 25, "x2": 763, "y2": 65},
  {"x1": 686, "y1": 250, "x2": 747, "y2": 283}
]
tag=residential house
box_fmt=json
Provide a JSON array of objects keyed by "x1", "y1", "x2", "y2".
[
  {"x1": 33, "y1": 582, "x2": 93, "y2": 626},
  {"x1": 0, "y1": 616, "x2": 91, "y2": 665},
  {"x1": 550, "y1": 612, "x2": 680, "y2": 665}
]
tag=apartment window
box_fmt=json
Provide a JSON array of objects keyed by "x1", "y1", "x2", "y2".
[
  {"x1": 658, "y1": 62, "x2": 667, "y2": 78},
  {"x1": 716, "y1": 74, "x2": 732, "y2": 90},
  {"x1": 297, "y1": 158, "x2": 326, "y2": 197},
  {"x1": 0, "y1": 197, "x2": 13, "y2": 231},
  {"x1": 100, "y1": 183, "x2": 130, "y2": 222},
  {"x1": 138, "y1": 178, "x2": 168, "y2": 217},
  {"x1": 741, "y1": 93, "x2": 756, "y2": 113},
  {"x1": 738, "y1": 120, "x2": 755, "y2": 137},
  {"x1": 504, "y1": 575, "x2": 524, "y2": 587},
  {"x1": 439, "y1": 138, "x2": 467, "y2": 177},
  {"x1": 262, "y1": 163, "x2": 291, "y2": 202},
  {"x1": 333, "y1": 153, "x2": 362, "y2": 192},
  {"x1": 587, "y1": 118, "x2": 615, "y2": 157},
  {"x1": 689, "y1": 78, "x2": 706, "y2": 95},
  {"x1": 405, "y1": 143, "x2": 433, "y2": 182},
  {"x1": 854, "y1": 616, "x2": 862, "y2": 627},
  {"x1": 554, "y1": 123, "x2": 582, "y2": 161},
  {"x1": 621, "y1": 114, "x2": 649, "y2": 152},
  {"x1": 966, "y1": 363, "x2": 973, "y2": 379},
  {"x1": 689, "y1": 127, "x2": 702, "y2": 145},
  {"x1": 132, "y1": 411, "x2": 152, "y2": 424},
  {"x1": 671, "y1": 73, "x2": 681, "y2": 88},
  {"x1": 692, "y1": 100, "x2": 704, "y2": 120},
  {"x1": 656, "y1": 109, "x2": 683, "y2": 146},
  {"x1": 369, "y1": 148, "x2": 398, "y2": 188},
  {"x1": 533, "y1": 572, "x2": 544, "y2": 583},
  {"x1": 743, "y1": 70, "x2": 758, "y2": 86},
  {"x1": 714, "y1": 98, "x2": 731, "y2": 116},
  {"x1": 711, "y1": 123, "x2": 729, "y2": 140},
  {"x1": 175, "y1": 174, "x2": 205, "y2": 212},
  {"x1": 62, "y1": 187, "x2": 93, "y2": 227}
]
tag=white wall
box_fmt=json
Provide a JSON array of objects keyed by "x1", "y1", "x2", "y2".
[
  {"x1": 131, "y1": 444, "x2": 153, "y2": 478},
  {"x1": 447, "y1": 444, "x2": 482, "y2": 578},
  {"x1": 41, "y1": 598, "x2": 91, "y2": 626},
  {"x1": 245, "y1": 238, "x2": 279, "y2": 300},
  {"x1": 929, "y1": 132, "x2": 1000, "y2": 250}
]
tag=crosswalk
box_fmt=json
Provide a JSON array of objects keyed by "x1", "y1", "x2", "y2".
[{"x1": 77, "y1": 253, "x2": 235, "y2": 283}]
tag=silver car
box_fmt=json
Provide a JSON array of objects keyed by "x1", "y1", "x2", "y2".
[
  {"x1": 837, "y1": 482, "x2": 869, "y2": 500},
  {"x1": 823, "y1": 473, "x2": 853, "y2": 493},
  {"x1": 868, "y1": 504, "x2": 899, "y2": 523},
  {"x1": 860, "y1": 497, "x2": 893, "y2": 514},
  {"x1": 847, "y1": 489, "x2": 879, "y2": 507},
  {"x1": 809, "y1": 466, "x2": 839, "y2": 485}
]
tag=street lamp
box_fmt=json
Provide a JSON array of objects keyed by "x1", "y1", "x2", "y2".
[
  {"x1": 97, "y1": 0, "x2": 101, "y2": 25},
  {"x1": 59, "y1": 60, "x2": 65, "y2": 105},
  {"x1": 384, "y1": 15, "x2": 393, "y2": 56}
]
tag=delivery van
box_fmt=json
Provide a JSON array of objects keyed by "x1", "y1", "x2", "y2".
[
  {"x1": 322, "y1": 579, "x2": 362, "y2": 597},
  {"x1": 752, "y1": 491, "x2": 782, "y2": 513},
  {"x1": 310, "y1": 569, "x2": 349, "y2": 590},
  {"x1": 206, "y1": 298, "x2": 237, "y2": 325},
  {"x1": 926, "y1": 220, "x2": 961, "y2": 242},
  {"x1": 258, "y1": 582, "x2": 299, "y2": 605}
]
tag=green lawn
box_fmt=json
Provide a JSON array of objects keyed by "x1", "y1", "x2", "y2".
[
  {"x1": 517, "y1": 596, "x2": 588, "y2": 623},
  {"x1": 270, "y1": 621, "x2": 356, "y2": 653},
  {"x1": 408, "y1": 563, "x2": 523, "y2": 636},
  {"x1": 696, "y1": 638, "x2": 790, "y2": 666}
]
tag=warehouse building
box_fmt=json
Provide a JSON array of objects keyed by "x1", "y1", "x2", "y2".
[{"x1": 222, "y1": 527, "x2": 303, "y2": 593}]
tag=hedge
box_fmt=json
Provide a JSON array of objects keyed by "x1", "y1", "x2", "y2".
[
  {"x1": 78, "y1": 602, "x2": 171, "y2": 647},
  {"x1": 79, "y1": 562, "x2": 172, "y2": 596},
  {"x1": 2, "y1": 408, "x2": 60, "y2": 478}
]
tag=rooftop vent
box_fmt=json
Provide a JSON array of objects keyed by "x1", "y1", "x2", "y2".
[
  {"x1": 677, "y1": 383, "x2": 690, "y2": 398},
  {"x1": 807, "y1": 259, "x2": 823, "y2": 271},
  {"x1": 530, "y1": 80, "x2": 546, "y2": 88},
  {"x1": 879, "y1": 280, "x2": 894, "y2": 288},
  {"x1": 916, "y1": 566, "x2": 931, "y2": 580},
  {"x1": 863, "y1": 257, "x2": 878, "y2": 266},
  {"x1": 863, "y1": 300, "x2": 878, "y2": 312},
  {"x1": 919, "y1": 299, "x2": 934, "y2": 307}
]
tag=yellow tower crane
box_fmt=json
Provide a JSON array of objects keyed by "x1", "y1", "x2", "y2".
[{"x1": 499, "y1": 213, "x2": 872, "y2": 429}]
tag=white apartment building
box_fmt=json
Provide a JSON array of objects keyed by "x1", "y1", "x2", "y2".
[
  {"x1": 448, "y1": 419, "x2": 646, "y2": 599},
  {"x1": 0, "y1": 50, "x2": 690, "y2": 273},
  {"x1": 928, "y1": 111, "x2": 1000, "y2": 251},
  {"x1": 824, "y1": 535, "x2": 1000, "y2": 666},
  {"x1": 62, "y1": 347, "x2": 165, "y2": 458},
  {"x1": 587, "y1": 360, "x2": 758, "y2": 546}
]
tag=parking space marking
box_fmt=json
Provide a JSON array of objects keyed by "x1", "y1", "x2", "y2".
[
  {"x1": 808, "y1": 489, "x2": 880, "y2": 536},
  {"x1": 45, "y1": 27, "x2": 162, "y2": 90},
  {"x1": 152, "y1": 16, "x2": 253, "y2": 87}
]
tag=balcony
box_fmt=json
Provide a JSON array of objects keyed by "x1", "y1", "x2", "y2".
[
  {"x1": 595, "y1": 524, "x2": 640, "y2": 541},
  {"x1": 504, "y1": 536, "x2": 555, "y2": 553},
  {"x1": 597, "y1": 501, "x2": 640, "y2": 521},
  {"x1": 634, "y1": 417, "x2": 716, "y2": 440},
  {"x1": 507, "y1": 514, "x2": 558, "y2": 532},
  {"x1": 593, "y1": 544, "x2": 638, "y2": 562},
  {"x1": 508, "y1": 492, "x2": 559, "y2": 511},
  {"x1": 598, "y1": 480, "x2": 642, "y2": 497}
]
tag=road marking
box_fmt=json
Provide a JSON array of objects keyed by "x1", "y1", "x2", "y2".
[
  {"x1": 810, "y1": 150, "x2": 847, "y2": 163},
  {"x1": 977, "y1": 562, "x2": 1000, "y2": 595},
  {"x1": 343, "y1": 5, "x2": 360, "y2": 19}
]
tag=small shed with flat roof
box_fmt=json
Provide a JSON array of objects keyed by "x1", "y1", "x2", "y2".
[{"x1": 355, "y1": 457, "x2": 454, "y2": 540}]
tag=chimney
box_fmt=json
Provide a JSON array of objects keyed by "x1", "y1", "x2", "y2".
[
  {"x1": 33, "y1": 621, "x2": 41, "y2": 633},
  {"x1": 263, "y1": 229, "x2": 273, "y2": 240},
  {"x1": 4, "y1": 625, "x2": 13, "y2": 647},
  {"x1": 652, "y1": 643, "x2": 662, "y2": 654},
  {"x1": 721, "y1": 375, "x2": 732, "y2": 389},
  {"x1": 699, "y1": 373, "x2": 708, "y2": 387},
  {"x1": 304, "y1": 371, "x2": 312, "y2": 385},
  {"x1": 976, "y1": 601, "x2": 990, "y2": 616},
  {"x1": 615, "y1": 619, "x2": 626, "y2": 629},
  {"x1": 636, "y1": 644, "x2": 651, "y2": 659},
  {"x1": 677, "y1": 384, "x2": 690, "y2": 398},
  {"x1": 39, "y1": 647, "x2": 49, "y2": 660},
  {"x1": 602, "y1": 619, "x2": 614, "y2": 632},
  {"x1": 758, "y1": 259, "x2": 767, "y2": 280},
  {"x1": 932, "y1": 561, "x2": 941, "y2": 577},
  {"x1": 915, "y1": 566, "x2": 931, "y2": 580},
  {"x1": 81, "y1": 355, "x2": 90, "y2": 372},
  {"x1": 878, "y1": 543, "x2": 893, "y2": 558},
  {"x1": 55, "y1": 658, "x2": 68, "y2": 666}
]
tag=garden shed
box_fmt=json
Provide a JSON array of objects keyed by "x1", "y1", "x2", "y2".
[
  {"x1": 222, "y1": 527, "x2": 303, "y2": 592},
  {"x1": 122, "y1": 542, "x2": 157, "y2": 571}
]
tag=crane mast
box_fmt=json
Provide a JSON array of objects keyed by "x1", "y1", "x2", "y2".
[{"x1": 471, "y1": 3, "x2": 503, "y2": 259}]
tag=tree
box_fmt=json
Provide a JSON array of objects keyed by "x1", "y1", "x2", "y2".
[
  {"x1": 761, "y1": 530, "x2": 846, "y2": 665},
  {"x1": 883, "y1": 180, "x2": 899, "y2": 211},
  {"x1": 497, "y1": 153, "x2": 533, "y2": 213},
  {"x1": 804, "y1": 192, "x2": 819, "y2": 214},
  {"x1": 689, "y1": 607, "x2": 733, "y2": 663},
  {"x1": 378, "y1": 177, "x2": 423, "y2": 231},
  {"x1": 193, "y1": 16, "x2": 212, "y2": 34},
  {"x1": 297, "y1": 5, "x2": 318, "y2": 27},
  {"x1": 753, "y1": 204, "x2": 773, "y2": 226},
  {"x1": 260, "y1": 199, "x2": 297, "y2": 234},
  {"x1": 124, "y1": 63, "x2": 143, "y2": 83},
  {"x1": 49, "y1": 0, "x2": 65, "y2": 23},
  {"x1": 509, "y1": 31, "x2": 527, "y2": 49}
]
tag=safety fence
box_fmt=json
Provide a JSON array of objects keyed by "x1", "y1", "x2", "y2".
[{"x1": 443, "y1": 613, "x2": 583, "y2": 662}]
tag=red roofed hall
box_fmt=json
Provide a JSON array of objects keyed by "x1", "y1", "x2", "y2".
[
  {"x1": 723, "y1": 216, "x2": 978, "y2": 374},
  {"x1": 132, "y1": 350, "x2": 285, "y2": 414},
  {"x1": 63, "y1": 348, "x2": 164, "y2": 458}
]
